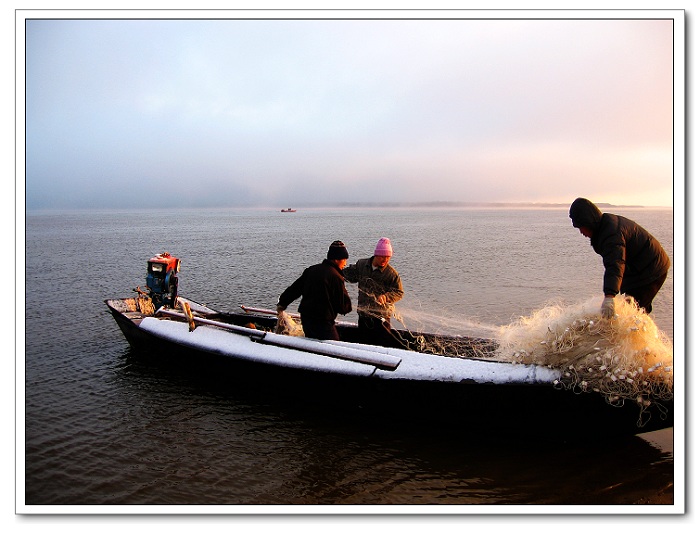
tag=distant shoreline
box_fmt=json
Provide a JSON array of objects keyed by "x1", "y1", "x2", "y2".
[
  {"x1": 327, "y1": 201, "x2": 649, "y2": 209},
  {"x1": 25, "y1": 201, "x2": 671, "y2": 214}
]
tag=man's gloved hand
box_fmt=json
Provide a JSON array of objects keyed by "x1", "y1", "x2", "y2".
[{"x1": 601, "y1": 296, "x2": 615, "y2": 319}]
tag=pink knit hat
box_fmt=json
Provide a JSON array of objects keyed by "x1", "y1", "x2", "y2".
[{"x1": 374, "y1": 237, "x2": 393, "y2": 257}]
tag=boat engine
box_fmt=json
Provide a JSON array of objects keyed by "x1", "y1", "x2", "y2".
[{"x1": 146, "y1": 252, "x2": 180, "y2": 308}]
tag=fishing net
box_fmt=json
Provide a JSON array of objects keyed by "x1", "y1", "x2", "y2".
[
  {"x1": 275, "y1": 292, "x2": 673, "y2": 421},
  {"x1": 357, "y1": 302, "x2": 500, "y2": 358},
  {"x1": 275, "y1": 311, "x2": 305, "y2": 336},
  {"x1": 110, "y1": 296, "x2": 155, "y2": 316},
  {"x1": 492, "y1": 294, "x2": 673, "y2": 418},
  {"x1": 370, "y1": 293, "x2": 673, "y2": 421}
]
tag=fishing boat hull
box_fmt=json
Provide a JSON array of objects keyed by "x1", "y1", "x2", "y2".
[{"x1": 105, "y1": 297, "x2": 673, "y2": 437}]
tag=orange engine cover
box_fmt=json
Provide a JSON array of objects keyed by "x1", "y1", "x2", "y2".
[{"x1": 148, "y1": 252, "x2": 180, "y2": 273}]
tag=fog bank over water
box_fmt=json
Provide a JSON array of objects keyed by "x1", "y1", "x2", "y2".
[{"x1": 23, "y1": 14, "x2": 677, "y2": 211}]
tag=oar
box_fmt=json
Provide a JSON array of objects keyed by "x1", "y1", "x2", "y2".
[
  {"x1": 156, "y1": 307, "x2": 265, "y2": 339},
  {"x1": 241, "y1": 305, "x2": 299, "y2": 318},
  {"x1": 240, "y1": 305, "x2": 356, "y2": 327},
  {"x1": 154, "y1": 308, "x2": 401, "y2": 370}
]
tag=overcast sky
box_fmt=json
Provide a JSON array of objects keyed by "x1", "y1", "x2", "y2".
[{"x1": 22, "y1": 12, "x2": 678, "y2": 209}]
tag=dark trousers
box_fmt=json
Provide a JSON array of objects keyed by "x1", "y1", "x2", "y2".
[
  {"x1": 625, "y1": 272, "x2": 668, "y2": 314},
  {"x1": 358, "y1": 315, "x2": 407, "y2": 348},
  {"x1": 301, "y1": 317, "x2": 340, "y2": 341}
]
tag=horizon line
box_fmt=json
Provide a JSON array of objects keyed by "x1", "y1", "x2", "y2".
[{"x1": 24, "y1": 200, "x2": 674, "y2": 213}]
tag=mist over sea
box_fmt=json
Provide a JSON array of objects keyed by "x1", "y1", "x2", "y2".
[{"x1": 23, "y1": 206, "x2": 675, "y2": 508}]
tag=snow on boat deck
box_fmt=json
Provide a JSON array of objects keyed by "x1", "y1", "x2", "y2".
[{"x1": 139, "y1": 317, "x2": 560, "y2": 385}]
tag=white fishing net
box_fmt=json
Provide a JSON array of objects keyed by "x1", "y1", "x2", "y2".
[
  {"x1": 492, "y1": 294, "x2": 673, "y2": 417},
  {"x1": 359, "y1": 294, "x2": 673, "y2": 419},
  {"x1": 275, "y1": 311, "x2": 305, "y2": 336},
  {"x1": 272, "y1": 294, "x2": 674, "y2": 422}
]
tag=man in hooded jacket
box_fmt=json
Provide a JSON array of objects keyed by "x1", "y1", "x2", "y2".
[{"x1": 568, "y1": 198, "x2": 670, "y2": 318}]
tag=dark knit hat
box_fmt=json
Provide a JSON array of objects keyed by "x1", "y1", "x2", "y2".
[{"x1": 327, "y1": 240, "x2": 349, "y2": 260}]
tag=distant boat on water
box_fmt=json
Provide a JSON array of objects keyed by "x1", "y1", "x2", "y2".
[{"x1": 281, "y1": 208, "x2": 297, "y2": 213}]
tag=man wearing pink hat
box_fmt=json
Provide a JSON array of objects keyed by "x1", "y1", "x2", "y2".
[{"x1": 343, "y1": 237, "x2": 404, "y2": 347}]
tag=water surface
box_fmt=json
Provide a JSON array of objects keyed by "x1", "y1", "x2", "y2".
[{"x1": 23, "y1": 206, "x2": 676, "y2": 509}]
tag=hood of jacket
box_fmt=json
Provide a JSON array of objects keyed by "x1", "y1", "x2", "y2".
[{"x1": 569, "y1": 197, "x2": 603, "y2": 230}]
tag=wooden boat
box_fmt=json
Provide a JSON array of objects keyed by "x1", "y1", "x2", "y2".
[{"x1": 105, "y1": 254, "x2": 673, "y2": 437}]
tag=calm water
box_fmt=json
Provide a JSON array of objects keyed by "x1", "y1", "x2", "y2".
[{"x1": 22, "y1": 206, "x2": 676, "y2": 509}]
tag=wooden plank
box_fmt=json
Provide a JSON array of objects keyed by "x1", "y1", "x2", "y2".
[{"x1": 154, "y1": 308, "x2": 401, "y2": 370}]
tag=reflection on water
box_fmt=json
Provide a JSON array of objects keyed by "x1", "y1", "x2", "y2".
[{"x1": 27, "y1": 348, "x2": 673, "y2": 506}]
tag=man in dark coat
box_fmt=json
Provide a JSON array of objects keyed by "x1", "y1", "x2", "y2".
[
  {"x1": 568, "y1": 198, "x2": 670, "y2": 317},
  {"x1": 277, "y1": 241, "x2": 353, "y2": 341}
]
